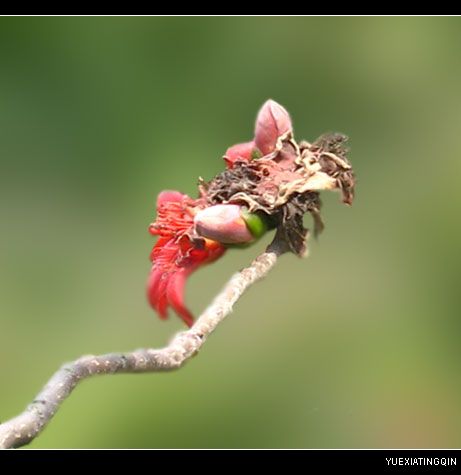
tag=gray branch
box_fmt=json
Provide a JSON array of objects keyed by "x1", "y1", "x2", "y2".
[{"x1": 0, "y1": 237, "x2": 288, "y2": 449}]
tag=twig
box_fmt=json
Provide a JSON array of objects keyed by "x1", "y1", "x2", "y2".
[{"x1": 0, "y1": 236, "x2": 289, "y2": 449}]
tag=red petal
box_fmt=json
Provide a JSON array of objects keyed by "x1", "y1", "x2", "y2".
[
  {"x1": 147, "y1": 237, "x2": 226, "y2": 326},
  {"x1": 224, "y1": 141, "x2": 255, "y2": 169},
  {"x1": 147, "y1": 267, "x2": 168, "y2": 319},
  {"x1": 166, "y1": 269, "x2": 194, "y2": 327},
  {"x1": 147, "y1": 267, "x2": 161, "y2": 308},
  {"x1": 156, "y1": 274, "x2": 170, "y2": 319}
]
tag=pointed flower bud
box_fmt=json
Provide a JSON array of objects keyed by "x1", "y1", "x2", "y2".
[
  {"x1": 194, "y1": 204, "x2": 253, "y2": 244},
  {"x1": 194, "y1": 204, "x2": 267, "y2": 244},
  {"x1": 254, "y1": 99, "x2": 292, "y2": 155}
]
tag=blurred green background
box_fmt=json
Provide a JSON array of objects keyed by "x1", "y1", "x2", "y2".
[{"x1": 1, "y1": 16, "x2": 460, "y2": 448}]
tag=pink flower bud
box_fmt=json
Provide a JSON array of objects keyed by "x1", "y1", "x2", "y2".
[
  {"x1": 223, "y1": 141, "x2": 256, "y2": 169},
  {"x1": 254, "y1": 99, "x2": 292, "y2": 155},
  {"x1": 194, "y1": 204, "x2": 254, "y2": 244}
]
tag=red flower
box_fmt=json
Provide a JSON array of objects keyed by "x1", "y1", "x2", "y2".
[
  {"x1": 147, "y1": 99, "x2": 354, "y2": 326},
  {"x1": 147, "y1": 191, "x2": 226, "y2": 327}
]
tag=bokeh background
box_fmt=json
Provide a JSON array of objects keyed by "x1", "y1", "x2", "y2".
[{"x1": 1, "y1": 16, "x2": 460, "y2": 448}]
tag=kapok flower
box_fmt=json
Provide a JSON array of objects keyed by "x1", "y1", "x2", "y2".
[
  {"x1": 147, "y1": 191, "x2": 225, "y2": 327},
  {"x1": 147, "y1": 99, "x2": 355, "y2": 327}
]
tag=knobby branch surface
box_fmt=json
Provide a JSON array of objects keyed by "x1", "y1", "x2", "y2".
[{"x1": 0, "y1": 237, "x2": 289, "y2": 449}]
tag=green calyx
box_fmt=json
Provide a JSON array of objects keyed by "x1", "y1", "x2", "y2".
[
  {"x1": 241, "y1": 209, "x2": 268, "y2": 239},
  {"x1": 251, "y1": 149, "x2": 263, "y2": 160}
]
